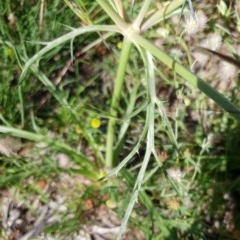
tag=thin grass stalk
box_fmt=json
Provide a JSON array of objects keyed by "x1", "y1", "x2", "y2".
[
  {"x1": 106, "y1": 38, "x2": 132, "y2": 167},
  {"x1": 114, "y1": 81, "x2": 140, "y2": 160},
  {"x1": 100, "y1": 109, "x2": 148, "y2": 180},
  {"x1": 0, "y1": 126, "x2": 98, "y2": 180},
  {"x1": 120, "y1": 168, "x2": 170, "y2": 232},
  {"x1": 141, "y1": 0, "x2": 185, "y2": 31},
  {"x1": 116, "y1": 50, "x2": 156, "y2": 240},
  {"x1": 133, "y1": 0, "x2": 152, "y2": 29},
  {"x1": 18, "y1": 85, "x2": 24, "y2": 126},
  {"x1": 5, "y1": 41, "x2": 26, "y2": 126},
  {"x1": 0, "y1": 114, "x2": 11, "y2": 127},
  {"x1": 64, "y1": 0, "x2": 92, "y2": 24},
  {"x1": 96, "y1": 0, "x2": 130, "y2": 32},
  {"x1": 155, "y1": 99, "x2": 179, "y2": 148},
  {"x1": 19, "y1": 25, "x2": 120, "y2": 83},
  {"x1": 112, "y1": 0, "x2": 128, "y2": 20},
  {"x1": 117, "y1": 102, "x2": 154, "y2": 240}
]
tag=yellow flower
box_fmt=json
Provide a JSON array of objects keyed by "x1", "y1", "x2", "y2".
[
  {"x1": 4, "y1": 47, "x2": 15, "y2": 59},
  {"x1": 166, "y1": 197, "x2": 180, "y2": 211},
  {"x1": 90, "y1": 118, "x2": 101, "y2": 129},
  {"x1": 117, "y1": 41, "x2": 122, "y2": 49},
  {"x1": 98, "y1": 169, "x2": 107, "y2": 180},
  {"x1": 183, "y1": 97, "x2": 191, "y2": 107},
  {"x1": 106, "y1": 199, "x2": 117, "y2": 209}
]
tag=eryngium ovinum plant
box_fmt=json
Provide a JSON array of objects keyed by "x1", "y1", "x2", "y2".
[{"x1": 18, "y1": 0, "x2": 240, "y2": 239}]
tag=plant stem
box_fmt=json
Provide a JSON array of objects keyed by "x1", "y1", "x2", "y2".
[
  {"x1": 96, "y1": 0, "x2": 129, "y2": 31},
  {"x1": 113, "y1": 0, "x2": 129, "y2": 20},
  {"x1": 19, "y1": 25, "x2": 120, "y2": 83},
  {"x1": 133, "y1": 0, "x2": 152, "y2": 29},
  {"x1": 131, "y1": 33, "x2": 240, "y2": 120},
  {"x1": 106, "y1": 38, "x2": 132, "y2": 167},
  {"x1": 141, "y1": 0, "x2": 185, "y2": 31},
  {"x1": 114, "y1": 81, "x2": 140, "y2": 159}
]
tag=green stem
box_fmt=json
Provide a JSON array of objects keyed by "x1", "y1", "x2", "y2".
[
  {"x1": 141, "y1": 0, "x2": 185, "y2": 31},
  {"x1": 112, "y1": 0, "x2": 129, "y2": 21},
  {"x1": 106, "y1": 38, "x2": 132, "y2": 167},
  {"x1": 133, "y1": 0, "x2": 152, "y2": 29},
  {"x1": 114, "y1": 81, "x2": 140, "y2": 160},
  {"x1": 131, "y1": 33, "x2": 240, "y2": 120},
  {"x1": 96, "y1": 0, "x2": 129, "y2": 31},
  {"x1": 19, "y1": 25, "x2": 120, "y2": 83}
]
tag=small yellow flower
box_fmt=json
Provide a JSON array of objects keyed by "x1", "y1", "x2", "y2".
[
  {"x1": 90, "y1": 118, "x2": 101, "y2": 129},
  {"x1": 7, "y1": 48, "x2": 15, "y2": 57},
  {"x1": 117, "y1": 41, "x2": 122, "y2": 49},
  {"x1": 106, "y1": 199, "x2": 117, "y2": 209},
  {"x1": 4, "y1": 47, "x2": 15, "y2": 59},
  {"x1": 184, "y1": 97, "x2": 191, "y2": 107},
  {"x1": 98, "y1": 169, "x2": 107, "y2": 180},
  {"x1": 166, "y1": 197, "x2": 180, "y2": 211}
]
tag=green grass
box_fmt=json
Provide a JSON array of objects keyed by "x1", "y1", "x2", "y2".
[{"x1": 0, "y1": 0, "x2": 240, "y2": 239}]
